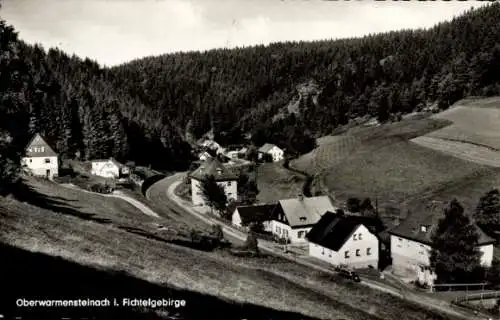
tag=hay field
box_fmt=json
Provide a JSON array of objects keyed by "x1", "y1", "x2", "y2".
[
  {"x1": 409, "y1": 100, "x2": 500, "y2": 168},
  {"x1": 290, "y1": 115, "x2": 500, "y2": 217}
]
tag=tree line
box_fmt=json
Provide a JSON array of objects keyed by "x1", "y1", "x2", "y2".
[{"x1": 2, "y1": 3, "x2": 500, "y2": 194}]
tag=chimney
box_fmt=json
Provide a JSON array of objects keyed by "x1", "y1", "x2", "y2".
[{"x1": 298, "y1": 193, "x2": 304, "y2": 201}]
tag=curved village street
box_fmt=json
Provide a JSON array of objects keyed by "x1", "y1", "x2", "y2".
[{"x1": 145, "y1": 174, "x2": 489, "y2": 320}]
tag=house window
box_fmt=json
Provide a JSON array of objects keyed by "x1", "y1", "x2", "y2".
[
  {"x1": 366, "y1": 248, "x2": 371, "y2": 255},
  {"x1": 356, "y1": 249, "x2": 361, "y2": 256},
  {"x1": 45, "y1": 158, "x2": 51, "y2": 164},
  {"x1": 227, "y1": 181, "x2": 232, "y2": 186},
  {"x1": 283, "y1": 229, "x2": 288, "y2": 238},
  {"x1": 276, "y1": 226, "x2": 281, "y2": 234},
  {"x1": 328, "y1": 250, "x2": 332, "y2": 258},
  {"x1": 358, "y1": 233, "x2": 363, "y2": 240},
  {"x1": 322, "y1": 248, "x2": 325, "y2": 255},
  {"x1": 29, "y1": 159, "x2": 32, "y2": 163},
  {"x1": 353, "y1": 234, "x2": 357, "y2": 240},
  {"x1": 344, "y1": 251, "x2": 350, "y2": 258},
  {"x1": 298, "y1": 231, "x2": 305, "y2": 238},
  {"x1": 41, "y1": 147, "x2": 45, "y2": 152}
]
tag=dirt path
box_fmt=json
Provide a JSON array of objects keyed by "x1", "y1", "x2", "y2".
[{"x1": 59, "y1": 183, "x2": 160, "y2": 218}]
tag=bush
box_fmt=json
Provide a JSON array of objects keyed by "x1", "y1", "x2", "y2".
[
  {"x1": 211, "y1": 224, "x2": 224, "y2": 241},
  {"x1": 88, "y1": 183, "x2": 113, "y2": 194},
  {"x1": 244, "y1": 232, "x2": 259, "y2": 253}
]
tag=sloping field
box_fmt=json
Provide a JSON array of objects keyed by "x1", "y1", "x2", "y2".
[
  {"x1": 291, "y1": 135, "x2": 360, "y2": 174},
  {"x1": 412, "y1": 136, "x2": 500, "y2": 168},
  {"x1": 0, "y1": 188, "x2": 458, "y2": 319},
  {"x1": 408, "y1": 99, "x2": 500, "y2": 168},
  {"x1": 289, "y1": 116, "x2": 500, "y2": 218},
  {"x1": 256, "y1": 162, "x2": 306, "y2": 203}
]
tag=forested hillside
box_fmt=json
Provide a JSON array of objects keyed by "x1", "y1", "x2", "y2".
[
  {"x1": 1, "y1": 4, "x2": 500, "y2": 194},
  {"x1": 110, "y1": 3, "x2": 500, "y2": 145},
  {"x1": 0, "y1": 11, "x2": 192, "y2": 194}
]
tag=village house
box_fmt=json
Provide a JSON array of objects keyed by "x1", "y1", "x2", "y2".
[
  {"x1": 389, "y1": 202, "x2": 496, "y2": 286},
  {"x1": 21, "y1": 133, "x2": 59, "y2": 180},
  {"x1": 231, "y1": 204, "x2": 283, "y2": 232},
  {"x1": 306, "y1": 211, "x2": 383, "y2": 269},
  {"x1": 189, "y1": 158, "x2": 238, "y2": 207},
  {"x1": 90, "y1": 158, "x2": 129, "y2": 179},
  {"x1": 198, "y1": 151, "x2": 212, "y2": 161},
  {"x1": 271, "y1": 194, "x2": 336, "y2": 243},
  {"x1": 258, "y1": 143, "x2": 284, "y2": 162}
]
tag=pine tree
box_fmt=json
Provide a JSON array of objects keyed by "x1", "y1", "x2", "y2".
[
  {"x1": 474, "y1": 189, "x2": 500, "y2": 237},
  {"x1": 430, "y1": 199, "x2": 482, "y2": 283}
]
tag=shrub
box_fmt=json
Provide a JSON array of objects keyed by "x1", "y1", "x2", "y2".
[{"x1": 244, "y1": 232, "x2": 259, "y2": 253}]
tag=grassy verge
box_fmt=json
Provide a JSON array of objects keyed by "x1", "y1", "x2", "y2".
[{"x1": 0, "y1": 178, "x2": 461, "y2": 320}]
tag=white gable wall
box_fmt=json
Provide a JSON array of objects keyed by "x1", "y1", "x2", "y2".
[
  {"x1": 270, "y1": 220, "x2": 311, "y2": 243},
  {"x1": 191, "y1": 178, "x2": 237, "y2": 207},
  {"x1": 309, "y1": 224, "x2": 379, "y2": 268},
  {"x1": 232, "y1": 208, "x2": 243, "y2": 227},
  {"x1": 22, "y1": 156, "x2": 59, "y2": 179},
  {"x1": 479, "y1": 243, "x2": 494, "y2": 267},
  {"x1": 269, "y1": 146, "x2": 284, "y2": 162}
]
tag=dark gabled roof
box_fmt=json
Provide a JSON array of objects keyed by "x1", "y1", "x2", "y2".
[
  {"x1": 189, "y1": 157, "x2": 238, "y2": 181},
  {"x1": 389, "y1": 201, "x2": 496, "y2": 246},
  {"x1": 306, "y1": 211, "x2": 383, "y2": 251},
  {"x1": 24, "y1": 133, "x2": 58, "y2": 157},
  {"x1": 234, "y1": 204, "x2": 284, "y2": 225}
]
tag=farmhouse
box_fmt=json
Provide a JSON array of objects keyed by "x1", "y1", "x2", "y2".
[
  {"x1": 189, "y1": 158, "x2": 238, "y2": 207},
  {"x1": 271, "y1": 194, "x2": 336, "y2": 243},
  {"x1": 258, "y1": 143, "x2": 284, "y2": 162},
  {"x1": 307, "y1": 211, "x2": 381, "y2": 269},
  {"x1": 91, "y1": 158, "x2": 129, "y2": 179},
  {"x1": 389, "y1": 201, "x2": 496, "y2": 285},
  {"x1": 21, "y1": 133, "x2": 59, "y2": 180},
  {"x1": 231, "y1": 204, "x2": 283, "y2": 232}
]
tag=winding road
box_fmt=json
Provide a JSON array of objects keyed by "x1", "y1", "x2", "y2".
[{"x1": 145, "y1": 173, "x2": 489, "y2": 320}]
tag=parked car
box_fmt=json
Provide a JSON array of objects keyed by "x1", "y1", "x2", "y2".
[{"x1": 334, "y1": 265, "x2": 361, "y2": 282}]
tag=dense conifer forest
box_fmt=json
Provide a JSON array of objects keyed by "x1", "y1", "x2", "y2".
[{"x1": 1, "y1": 3, "x2": 500, "y2": 193}]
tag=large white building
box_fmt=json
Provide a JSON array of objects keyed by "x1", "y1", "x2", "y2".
[
  {"x1": 270, "y1": 194, "x2": 336, "y2": 243},
  {"x1": 189, "y1": 158, "x2": 238, "y2": 207},
  {"x1": 389, "y1": 202, "x2": 496, "y2": 286},
  {"x1": 307, "y1": 211, "x2": 382, "y2": 269},
  {"x1": 258, "y1": 143, "x2": 284, "y2": 162},
  {"x1": 21, "y1": 133, "x2": 59, "y2": 180}
]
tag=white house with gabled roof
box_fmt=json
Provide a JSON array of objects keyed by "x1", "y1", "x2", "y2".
[
  {"x1": 189, "y1": 158, "x2": 238, "y2": 207},
  {"x1": 270, "y1": 194, "x2": 336, "y2": 243},
  {"x1": 21, "y1": 133, "x2": 59, "y2": 180},
  {"x1": 258, "y1": 143, "x2": 284, "y2": 162}
]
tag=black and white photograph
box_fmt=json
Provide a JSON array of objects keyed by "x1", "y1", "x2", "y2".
[{"x1": 1, "y1": 0, "x2": 500, "y2": 319}]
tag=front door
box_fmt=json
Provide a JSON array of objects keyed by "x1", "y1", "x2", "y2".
[{"x1": 46, "y1": 169, "x2": 50, "y2": 179}]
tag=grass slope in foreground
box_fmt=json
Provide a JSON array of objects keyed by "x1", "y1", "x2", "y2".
[{"x1": 0, "y1": 178, "x2": 457, "y2": 320}]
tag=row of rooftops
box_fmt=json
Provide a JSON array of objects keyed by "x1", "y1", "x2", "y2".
[{"x1": 231, "y1": 197, "x2": 496, "y2": 247}]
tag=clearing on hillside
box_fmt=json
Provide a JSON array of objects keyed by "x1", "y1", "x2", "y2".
[
  {"x1": 256, "y1": 162, "x2": 306, "y2": 203},
  {"x1": 291, "y1": 113, "x2": 500, "y2": 220},
  {"x1": 410, "y1": 100, "x2": 500, "y2": 167}
]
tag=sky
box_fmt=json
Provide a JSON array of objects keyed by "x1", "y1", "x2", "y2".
[{"x1": 0, "y1": 0, "x2": 489, "y2": 67}]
